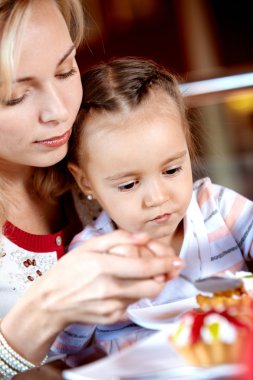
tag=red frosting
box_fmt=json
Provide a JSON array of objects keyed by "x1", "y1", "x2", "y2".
[{"x1": 185, "y1": 309, "x2": 250, "y2": 344}]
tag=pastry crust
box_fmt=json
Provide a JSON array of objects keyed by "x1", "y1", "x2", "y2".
[
  {"x1": 196, "y1": 292, "x2": 252, "y2": 311},
  {"x1": 169, "y1": 309, "x2": 251, "y2": 367},
  {"x1": 196, "y1": 272, "x2": 253, "y2": 311}
]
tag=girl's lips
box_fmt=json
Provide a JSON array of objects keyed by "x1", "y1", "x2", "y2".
[
  {"x1": 151, "y1": 213, "x2": 171, "y2": 224},
  {"x1": 35, "y1": 129, "x2": 72, "y2": 148}
]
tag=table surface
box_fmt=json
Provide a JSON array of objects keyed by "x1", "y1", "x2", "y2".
[
  {"x1": 12, "y1": 360, "x2": 248, "y2": 380},
  {"x1": 11, "y1": 326, "x2": 251, "y2": 380}
]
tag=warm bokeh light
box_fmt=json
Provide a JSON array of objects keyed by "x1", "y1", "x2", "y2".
[{"x1": 225, "y1": 91, "x2": 253, "y2": 114}]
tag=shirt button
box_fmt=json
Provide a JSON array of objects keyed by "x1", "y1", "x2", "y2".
[{"x1": 56, "y1": 236, "x2": 62, "y2": 246}]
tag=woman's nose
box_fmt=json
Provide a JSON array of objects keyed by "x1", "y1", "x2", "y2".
[
  {"x1": 144, "y1": 180, "x2": 168, "y2": 208},
  {"x1": 39, "y1": 84, "x2": 69, "y2": 124}
]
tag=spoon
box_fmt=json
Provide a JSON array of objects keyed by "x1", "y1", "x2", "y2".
[{"x1": 179, "y1": 274, "x2": 243, "y2": 293}]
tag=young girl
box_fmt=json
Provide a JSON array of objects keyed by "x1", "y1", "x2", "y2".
[
  {"x1": 0, "y1": 4, "x2": 182, "y2": 377},
  {"x1": 53, "y1": 57, "x2": 253, "y2": 355}
]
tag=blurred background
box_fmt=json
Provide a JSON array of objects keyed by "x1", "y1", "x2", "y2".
[{"x1": 77, "y1": 0, "x2": 253, "y2": 199}]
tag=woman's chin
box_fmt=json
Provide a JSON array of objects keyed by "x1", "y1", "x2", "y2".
[{"x1": 33, "y1": 148, "x2": 68, "y2": 167}]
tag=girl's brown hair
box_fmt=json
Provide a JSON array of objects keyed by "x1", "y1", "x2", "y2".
[{"x1": 69, "y1": 57, "x2": 199, "y2": 169}]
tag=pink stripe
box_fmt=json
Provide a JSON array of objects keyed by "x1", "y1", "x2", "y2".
[
  {"x1": 225, "y1": 194, "x2": 247, "y2": 230},
  {"x1": 208, "y1": 226, "x2": 229, "y2": 242},
  {"x1": 208, "y1": 194, "x2": 247, "y2": 243},
  {"x1": 197, "y1": 187, "x2": 211, "y2": 207}
]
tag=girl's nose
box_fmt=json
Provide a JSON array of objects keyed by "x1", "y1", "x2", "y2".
[
  {"x1": 39, "y1": 84, "x2": 69, "y2": 124},
  {"x1": 144, "y1": 180, "x2": 168, "y2": 208}
]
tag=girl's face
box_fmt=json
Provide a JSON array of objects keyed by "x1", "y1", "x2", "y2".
[
  {"x1": 0, "y1": 0, "x2": 82, "y2": 172},
  {"x1": 72, "y1": 91, "x2": 193, "y2": 245}
]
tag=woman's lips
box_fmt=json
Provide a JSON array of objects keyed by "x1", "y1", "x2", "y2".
[{"x1": 35, "y1": 129, "x2": 72, "y2": 148}]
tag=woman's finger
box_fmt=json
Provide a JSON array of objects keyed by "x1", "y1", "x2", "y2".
[
  {"x1": 48, "y1": 274, "x2": 170, "y2": 324},
  {"x1": 74, "y1": 230, "x2": 150, "y2": 254},
  {"x1": 101, "y1": 253, "x2": 184, "y2": 279},
  {"x1": 67, "y1": 273, "x2": 172, "y2": 304}
]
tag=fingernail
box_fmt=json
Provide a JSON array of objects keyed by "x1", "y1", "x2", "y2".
[{"x1": 172, "y1": 259, "x2": 183, "y2": 268}]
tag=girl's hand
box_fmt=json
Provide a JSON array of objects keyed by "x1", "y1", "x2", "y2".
[{"x1": 108, "y1": 233, "x2": 183, "y2": 282}]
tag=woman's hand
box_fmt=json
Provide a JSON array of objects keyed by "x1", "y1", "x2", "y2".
[
  {"x1": 108, "y1": 234, "x2": 182, "y2": 282},
  {"x1": 40, "y1": 230, "x2": 183, "y2": 323},
  {"x1": 1, "y1": 230, "x2": 183, "y2": 363}
]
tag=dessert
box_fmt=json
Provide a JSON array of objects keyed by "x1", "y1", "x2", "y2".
[
  {"x1": 170, "y1": 309, "x2": 251, "y2": 367},
  {"x1": 196, "y1": 271, "x2": 253, "y2": 311}
]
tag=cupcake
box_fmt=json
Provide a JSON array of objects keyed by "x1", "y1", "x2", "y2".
[
  {"x1": 196, "y1": 271, "x2": 253, "y2": 311},
  {"x1": 230, "y1": 271, "x2": 253, "y2": 297},
  {"x1": 170, "y1": 309, "x2": 251, "y2": 367}
]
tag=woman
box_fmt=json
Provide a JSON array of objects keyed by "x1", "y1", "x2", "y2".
[{"x1": 0, "y1": 1, "x2": 183, "y2": 377}]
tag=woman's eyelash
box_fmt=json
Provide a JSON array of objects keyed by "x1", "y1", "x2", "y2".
[
  {"x1": 3, "y1": 69, "x2": 76, "y2": 106},
  {"x1": 56, "y1": 68, "x2": 77, "y2": 79},
  {"x1": 5, "y1": 94, "x2": 27, "y2": 107}
]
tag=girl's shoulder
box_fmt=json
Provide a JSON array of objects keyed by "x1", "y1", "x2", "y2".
[
  {"x1": 192, "y1": 177, "x2": 252, "y2": 214},
  {"x1": 193, "y1": 176, "x2": 250, "y2": 198},
  {"x1": 193, "y1": 177, "x2": 224, "y2": 197}
]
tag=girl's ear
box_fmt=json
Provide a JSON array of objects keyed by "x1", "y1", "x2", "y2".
[{"x1": 68, "y1": 162, "x2": 93, "y2": 196}]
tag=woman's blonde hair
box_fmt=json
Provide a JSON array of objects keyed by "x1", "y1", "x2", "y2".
[
  {"x1": 0, "y1": 0, "x2": 85, "y2": 101},
  {"x1": 0, "y1": 0, "x2": 85, "y2": 227}
]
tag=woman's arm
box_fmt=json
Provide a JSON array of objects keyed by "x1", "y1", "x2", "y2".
[{"x1": 1, "y1": 230, "x2": 183, "y2": 364}]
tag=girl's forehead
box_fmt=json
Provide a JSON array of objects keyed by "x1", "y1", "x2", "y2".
[
  {"x1": 87, "y1": 90, "x2": 181, "y2": 131},
  {"x1": 82, "y1": 93, "x2": 184, "y2": 158},
  {"x1": 83, "y1": 104, "x2": 187, "y2": 169}
]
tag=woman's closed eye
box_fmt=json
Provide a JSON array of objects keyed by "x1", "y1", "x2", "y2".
[
  {"x1": 4, "y1": 68, "x2": 78, "y2": 106},
  {"x1": 163, "y1": 166, "x2": 182, "y2": 176},
  {"x1": 56, "y1": 67, "x2": 77, "y2": 80},
  {"x1": 118, "y1": 180, "x2": 139, "y2": 192},
  {"x1": 4, "y1": 93, "x2": 28, "y2": 107}
]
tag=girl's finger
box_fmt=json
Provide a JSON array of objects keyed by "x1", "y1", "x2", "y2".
[
  {"x1": 108, "y1": 244, "x2": 140, "y2": 257},
  {"x1": 146, "y1": 239, "x2": 177, "y2": 257}
]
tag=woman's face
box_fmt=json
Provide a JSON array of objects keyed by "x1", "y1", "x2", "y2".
[{"x1": 0, "y1": 0, "x2": 82, "y2": 171}]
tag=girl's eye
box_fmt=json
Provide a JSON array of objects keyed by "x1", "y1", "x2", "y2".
[
  {"x1": 118, "y1": 181, "x2": 137, "y2": 191},
  {"x1": 4, "y1": 94, "x2": 27, "y2": 107},
  {"x1": 164, "y1": 167, "x2": 182, "y2": 176},
  {"x1": 56, "y1": 68, "x2": 77, "y2": 80}
]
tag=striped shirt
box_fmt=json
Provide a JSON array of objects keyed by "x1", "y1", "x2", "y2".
[{"x1": 52, "y1": 177, "x2": 253, "y2": 355}]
